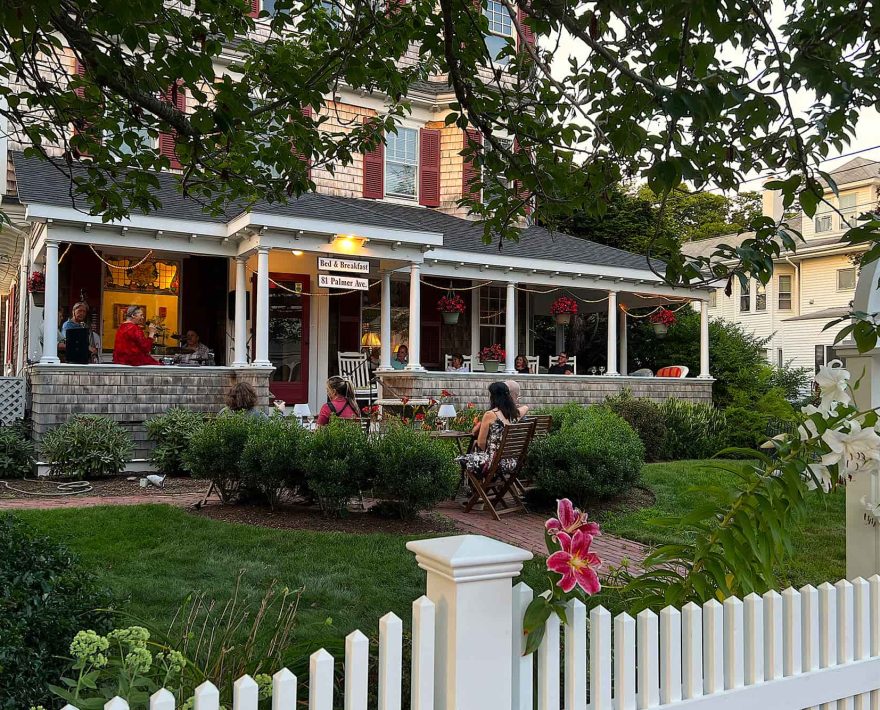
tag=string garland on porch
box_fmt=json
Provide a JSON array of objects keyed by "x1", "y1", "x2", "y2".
[
  {"x1": 418, "y1": 277, "x2": 494, "y2": 291},
  {"x1": 89, "y1": 245, "x2": 155, "y2": 270},
  {"x1": 57, "y1": 243, "x2": 72, "y2": 266},
  {"x1": 624, "y1": 302, "x2": 694, "y2": 319}
]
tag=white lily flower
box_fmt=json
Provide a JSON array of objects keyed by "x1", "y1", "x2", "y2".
[
  {"x1": 804, "y1": 463, "x2": 833, "y2": 492},
  {"x1": 797, "y1": 418, "x2": 820, "y2": 442},
  {"x1": 821, "y1": 420, "x2": 880, "y2": 475},
  {"x1": 814, "y1": 362, "x2": 852, "y2": 412}
]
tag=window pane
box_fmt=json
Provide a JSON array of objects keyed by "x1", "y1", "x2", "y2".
[
  {"x1": 484, "y1": 0, "x2": 513, "y2": 36},
  {"x1": 709, "y1": 290, "x2": 717, "y2": 308},
  {"x1": 755, "y1": 283, "x2": 766, "y2": 311},
  {"x1": 837, "y1": 268, "x2": 856, "y2": 290},
  {"x1": 484, "y1": 34, "x2": 510, "y2": 64},
  {"x1": 814, "y1": 214, "x2": 832, "y2": 232},
  {"x1": 740, "y1": 280, "x2": 750, "y2": 312},
  {"x1": 385, "y1": 163, "x2": 416, "y2": 197},
  {"x1": 386, "y1": 128, "x2": 417, "y2": 163},
  {"x1": 385, "y1": 127, "x2": 418, "y2": 198},
  {"x1": 778, "y1": 275, "x2": 792, "y2": 309}
]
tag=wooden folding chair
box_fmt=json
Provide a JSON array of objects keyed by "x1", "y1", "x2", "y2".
[
  {"x1": 513, "y1": 414, "x2": 552, "y2": 495},
  {"x1": 463, "y1": 419, "x2": 536, "y2": 520}
]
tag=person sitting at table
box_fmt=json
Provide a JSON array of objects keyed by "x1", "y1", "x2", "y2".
[
  {"x1": 391, "y1": 344, "x2": 409, "y2": 370},
  {"x1": 220, "y1": 382, "x2": 267, "y2": 418},
  {"x1": 514, "y1": 354, "x2": 531, "y2": 374},
  {"x1": 458, "y1": 382, "x2": 528, "y2": 479},
  {"x1": 504, "y1": 379, "x2": 529, "y2": 416},
  {"x1": 446, "y1": 353, "x2": 469, "y2": 373},
  {"x1": 316, "y1": 376, "x2": 360, "y2": 426},
  {"x1": 112, "y1": 306, "x2": 160, "y2": 366},
  {"x1": 548, "y1": 351, "x2": 574, "y2": 375},
  {"x1": 177, "y1": 329, "x2": 211, "y2": 364},
  {"x1": 59, "y1": 301, "x2": 100, "y2": 363}
]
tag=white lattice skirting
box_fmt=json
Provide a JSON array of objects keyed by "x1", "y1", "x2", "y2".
[{"x1": 0, "y1": 377, "x2": 25, "y2": 425}]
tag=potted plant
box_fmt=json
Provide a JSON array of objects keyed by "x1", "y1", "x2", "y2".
[
  {"x1": 478, "y1": 343, "x2": 505, "y2": 373},
  {"x1": 649, "y1": 307, "x2": 676, "y2": 337},
  {"x1": 437, "y1": 293, "x2": 466, "y2": 325},
  {"x1": 550, "y1": 295, "x2": 578, "y2": 325},
  {"x1": 28, "y1": 271, "x2": 45, "y2": 307}
]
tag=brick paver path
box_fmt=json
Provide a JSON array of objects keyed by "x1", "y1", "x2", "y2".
[
  {"x1": 0, "y1": 492, "x2": 204, "y2": 510},
  {"x1": 435, "y1": 501, "x2": 648, "y2": 575}
]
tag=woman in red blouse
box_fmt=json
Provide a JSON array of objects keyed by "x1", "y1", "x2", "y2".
[{"x1": 113, "y1": 306, "x2": 160, "y2": 366}]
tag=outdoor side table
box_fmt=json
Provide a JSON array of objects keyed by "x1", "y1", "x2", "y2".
[{"x1": 429, "y1": 429, "x2": 474, "y2": 455}]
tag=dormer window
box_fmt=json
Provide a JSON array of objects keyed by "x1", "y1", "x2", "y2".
[{"x1": 484, "y1": 0, "x2": 514, "y2": 64}]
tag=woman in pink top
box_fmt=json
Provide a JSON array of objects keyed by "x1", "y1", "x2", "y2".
[{"x1": 316, "y1": 376, "x2": 360, "y2": 426}]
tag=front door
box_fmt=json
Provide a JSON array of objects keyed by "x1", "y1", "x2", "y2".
[{"x1": 253, "y1": 273, "x2": 310, "y2": 404}]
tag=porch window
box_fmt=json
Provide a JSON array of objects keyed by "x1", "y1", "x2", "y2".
[
  {"x1": 484, "y1": 0, "x2": 514, "y2": 64},
  {"x1": 778, "y1": 275, "x2": 792, "y2": 310},
  {"x1": 385, "y1": 127, "x2": 418, "y2": 199},
  {"x1": 837, "y1": 267, "x2": 856, "y2": 291},
  {"x1": 739, "y1": 280, "x2": 750, "y2": 312},
  {"x1": 755, "y1": 282, "x2": 766, "y2": 311},
  {"x1": 479, "y1": 285, "x2": 506, "y2": 348}
]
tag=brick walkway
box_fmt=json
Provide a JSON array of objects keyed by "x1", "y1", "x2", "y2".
[{"x1": 435, "y1": 501, "x2": 648, "y2": 575}]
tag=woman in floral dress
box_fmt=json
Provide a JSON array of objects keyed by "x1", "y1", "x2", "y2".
[{"x1": 457, "y1": 382, "x2": 528, "y2": 479}]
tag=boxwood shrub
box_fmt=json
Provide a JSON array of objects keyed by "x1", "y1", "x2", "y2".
[
  {"x1": 528, "y1": 406, "x2": 644, "y2": 503},
  {"x1": 185, "y1": 411, "x2": 254, "y2": 502},
  {"x1": 240, "y1": 416, "x2": 311, "y2": 509},
  {"x1": 146, "y1": 407, "x2": 206, "y2": 476},
  {"x1": 304, "y1": 418, "x2": 372, "y2": 517},
  {"x1": 41, "y1": 415, "x2": 132, "y2": 479},
  {"x1": 604, "y1": 393, "x2": 667, "y2": 462}
]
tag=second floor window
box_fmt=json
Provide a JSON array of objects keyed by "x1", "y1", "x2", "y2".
[
  {"x1": 755, "y1": 282, "x2": 766, "y2": 311},
  {"x1": 709, "y1": 289, "x2": 717, "y2": 308},
  {"x1": 837, "y1": 267, "x2": 856, "y2": 290},
  {"x1": 778, "y1": 275, "x2": 792, "y2": 310},
  {"x1": 385, "y1": 128, "x2": 418, "y2": 199},
  {"x1": 839, "y1": 192, "x2": 858, "y2": 228},
  {"x1": 740, "y1": 280, "x2": 751, "y2": 312},
  {"x1": 484, "y1": 0, "x2": 514, "y2": 64},
  {"x1": 814, "y1": 214, "x2": 832, "y2": 233}
]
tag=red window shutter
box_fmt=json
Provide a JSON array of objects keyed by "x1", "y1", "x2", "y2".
[
  {"x1": 419, "y1": 128, "x2": 441, "y2": 207},
  {"x1": 513, "y1": 138, "x2": 531, "y2": 214},
  {"x1": 248, "y1": 0, "x2": 261, "y2": 17},
  {"x1": 461, "y1": 128, "x2": 482, "y2": 200},
  {"x1": 517, "y1": 7, "x2": 535, "y2": 47},
  {"x1": 73, "y1": 59, "x2": 86, "y2": 99},
  {"x1": 159, "y1": 83, "x2": 186, "y2": 169},
  {"x1": 295, "y1": 106, "x2": 313, "y2": 180},
  {"x1": 362, "y1": 117, "x2": 384, "y2": 199}
]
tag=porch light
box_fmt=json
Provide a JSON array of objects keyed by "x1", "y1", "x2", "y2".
[
  {"x1": 292, "y1": 250, "x2": 304, "y2": 256},
  {"x1": 333, "y1": 234, "x2": 369, "y2": 252}
]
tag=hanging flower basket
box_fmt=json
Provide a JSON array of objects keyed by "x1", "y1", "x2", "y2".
[
  {"x1": 649, "y1": 308, "x2": 676, "y2": 337},
  {"x1": 28, "y1": 271, "x2": 45, "y2": 307},
  {"x1": 550, "y1": 296, "x2": 578, "y2": 325},
  {"x1": 479, "y1": 344, "x2": 505, "y2": 373},
  {"x1": 437, "y1": 293, "x2": 466, "y2": 326}
]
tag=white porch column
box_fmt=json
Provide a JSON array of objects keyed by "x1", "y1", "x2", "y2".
[
  {"x1": 379, "y1": 271, "x2": 392, "y2": 370},
  {"x1": 504, "y1": 281, "x2": 517, "y2": 373},
  {"x1": 39, "y1": 240, "x2": 60, "y2": 364},
  {"x1": 698, "y1": 299, "x2": 711, "y2": 378},
  {"x1": 16, "y1": 258, "x2": 27, "y2": 372},
  {"x1": 605, "y1": 290, "x2": 619, "y2": 376},
  {"x1": 619, "y1": 308, "x2": 628, "y2": 376},
  {"x1": 253, "y1": 247, "x2": 271, "y2": 367},
  {"x1": 470, "y1": 283, "x2": 480, "y2": 364},
  {"x1": 232, "y1": 257, "x2": 248, "y2": 366},
  {"x1": 407, "y1": 535, "x2": 532, "y2": 710},
  {"x1": 406, "y1": 263, "x2": 424, "y2": 371}
]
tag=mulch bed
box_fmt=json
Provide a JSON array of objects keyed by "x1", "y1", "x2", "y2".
[
  {"x1": 192, "y1": 501, "x2": 462, "y2": 535},
  {"x1": 0, "y1": 475, "x2": 207, "y2": 499}
]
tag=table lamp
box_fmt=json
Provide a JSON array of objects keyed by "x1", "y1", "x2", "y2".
[
  {"x1": 438, "y1": 403, "x2": 457, "y2": 431},
  {"x1": 292, "y1": 403, "x2": 312, "y2": 427}
]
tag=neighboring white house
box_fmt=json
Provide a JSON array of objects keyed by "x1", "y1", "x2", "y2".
[{"x1": 682, "y1": 156, "x2": 877, "y2": 376}]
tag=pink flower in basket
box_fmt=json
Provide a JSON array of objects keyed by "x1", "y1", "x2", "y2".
[
  {"x1": 649, "y1": 308, "x2": 676, "y2": 327},
  {"x1": 550, "y1": 296, "x2": 578, "y2": 315},
  {"x1": 436, "y1": 293, "x2": 466, "y2": 314},
  {"x1": 27, "y1": 271, "x2": 46, "y2": 293},
  {"x1": 478, "y1": 344, "x2": 506, "y2": 362}
]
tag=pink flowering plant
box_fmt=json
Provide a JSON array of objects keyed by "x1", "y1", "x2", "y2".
[
  {"x1": 27, "y1": 270, "x2": 45, "y2": 293},
  {"x1": 478, "y1": 343, "x2": 506, "y2": 362},
  {"x1": 436, "y1": 293, "x2": 466, "y2": 314},
  {"x1": 550, "y1": 295, "x2": 578, "y2": 315},
  {"x1": 649, "y1": 307, "x2": 676, "y2": 326},
  {"x1": 522, "y1": 498, "x2": 602, "y2": 654}
]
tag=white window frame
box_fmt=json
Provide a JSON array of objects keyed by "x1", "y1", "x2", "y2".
[
  {"x1": 384, "y1": 124, "x2": 419, "y2": 201},
  {"x1": 708, "y1": 289, "x2": 717, "y2": 308},
  {"x1": 839, "y1": 192, "x2": 858, "y2": 229},
  {"x1": 814, "y1": 213, "x2": 832, "y2": 233},
  {"x1": 479, "y1": 285, "x2": 506, "y2": 348},
  {"x1": 484, "y1": 0, "x2": 515, "y2": 65},
  {"x1": 837, "y1": 267, "x2": 856, "y2": 291},
  {"x1": 755, "y1": 282, "x2": 767, "y2": 312},
  {"x1": 739, "y1": 280, "x2": 751, "y2": 313},
  {"x1": 778, "y1": 274, "x2": 793, "y2": 310}
]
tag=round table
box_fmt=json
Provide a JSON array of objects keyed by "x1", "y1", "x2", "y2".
[{"x1": 429, "y1": 429, "x2": 474, "y2": 455}]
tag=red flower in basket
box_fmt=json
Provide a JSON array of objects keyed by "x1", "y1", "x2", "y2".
[
  {"x1": 478, "y1": 344, "x2": 506, "y2": 362},
  {"x1": 550, "y1": 296, "x2": 578, "y2": 316},
  {"x1": 436, "y1": 293, "x2": 467, "y2": 314},
  {"x1": 649, "y1": 308, "x2": 677, "y2": 327},
  {"x1": 27, "y1": 271, "x2": 46, "y2": 293}
]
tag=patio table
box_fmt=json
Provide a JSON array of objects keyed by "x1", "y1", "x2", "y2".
[{"x1": 429, "y1": 429, "x2": 474, "y2": 455}]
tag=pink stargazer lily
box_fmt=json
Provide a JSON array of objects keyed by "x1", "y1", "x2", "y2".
[
  {"x1": 545, "y1": 498, "x2": 600, "y2": 538},
  {"x1": 546, "y1": 530, "x2": 602, "y2": 595}
]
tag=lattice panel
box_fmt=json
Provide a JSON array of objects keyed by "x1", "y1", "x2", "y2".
[{"x1": 0, "y1": 377, "x2": 26, "y2": 425}]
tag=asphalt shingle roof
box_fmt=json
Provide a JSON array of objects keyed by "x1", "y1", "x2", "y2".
[
  {"x1": 818, "y1": 157, "x2": 880, "y2": 188},
  {"x1": 13, "y1": 152, "x2": 659, "y2": 273}
]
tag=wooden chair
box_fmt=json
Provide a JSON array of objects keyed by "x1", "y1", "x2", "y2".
[
  {"x1": 530, "y1": 414, "x2": 553, "y2": 437},
  {"x1": 444, "y1": 354, "x2": 472, "y2": 372},
  {"x1": 338, "y1": 351, "x2": 377, "y2": 402},
  {"x1": 463, "y1": 419, "x2": 536, "y2": 520},
  {"x1": 548, "y1": 355, "x2": 578, "y2": 373},
  {"x1": 526, "y1": 355, "x2": 539, "y2": 374}
]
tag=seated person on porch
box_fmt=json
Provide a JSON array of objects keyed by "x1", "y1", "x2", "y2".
[
  {"x1": 112, "y1": 306, "x2": 160, "y2": 366},
  {"x1": 514, "y1": 354, "x2": 530, "y2": 375},
  {"x1": 391, "y1": 344, "x2": 409, "y2": 370},
  {"x1": 446, "y1": 353, "x2": 468, "y2": 373},
  {"x1": 220, "y1": 382, "x2": 267, "y2": 418},
  {"x1": 59, "y1": 301, "x2": 99, "y2": 363},
  {"x1": 548, "y1": 351, "x2": 574, "y2": 375},
  {"x1": 176, "y1": 330, "x2": 211, "y2": 364},
  {"x1": 316, "y1": 376, "x2": 360, "y2": 426},
  {"x1": 504, "y1": 379, "x2": 529, "y2": 416},
  {"x1": 458, "y1": 382, "x2": 526, "y2": 478}
]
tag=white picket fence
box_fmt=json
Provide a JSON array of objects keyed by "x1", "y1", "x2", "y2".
[{"x1": 58, "y1": 536, "x2": 880, "y2": 710}]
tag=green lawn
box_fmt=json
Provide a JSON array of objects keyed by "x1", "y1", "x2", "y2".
[{"x1": 599, "y1": 459, "x2": 846, "y2": 589}]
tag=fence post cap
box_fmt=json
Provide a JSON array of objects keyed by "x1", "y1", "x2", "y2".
[{"x1": 407, "y1": 534, "x2": 532, "y2": 583}]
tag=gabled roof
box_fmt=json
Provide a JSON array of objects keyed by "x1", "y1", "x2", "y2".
[
  {"x1": 819, "y1": 156, "x2": 880, "y2": 188},
  {"x1": 12, "y1": 151, "x2": 662, "y2": 273}
]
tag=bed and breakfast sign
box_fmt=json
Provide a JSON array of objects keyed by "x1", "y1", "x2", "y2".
[{"x1": 317, "y1": 257, "x2": 369, "y2": 291}]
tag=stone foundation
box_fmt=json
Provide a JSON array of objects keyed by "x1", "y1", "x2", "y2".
[
  {"x1": 377, "y1": 371, "x2": 714, "y2": 408},
  {"x1": 27, "y1": 364, "x2": 272, "y2": 459}
]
